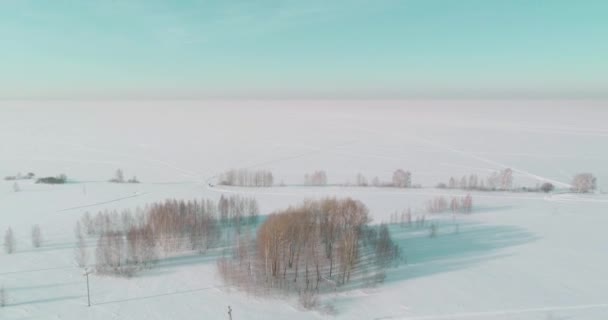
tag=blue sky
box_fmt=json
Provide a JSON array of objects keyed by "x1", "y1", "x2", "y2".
[{"x1": 1, "y1": 0, "x2": 607, "y2": 99}]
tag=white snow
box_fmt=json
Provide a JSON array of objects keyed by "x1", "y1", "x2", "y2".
[{"x1": 0, "y1": 100, "x2": 607, "y2": 319}]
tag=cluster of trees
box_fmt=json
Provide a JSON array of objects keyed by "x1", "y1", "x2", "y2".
[
  {"x1": 438, "y1": 171, "x2": 598, "y2": 194},
  {"x1": 4, "y1": 172, "x2": 35, "y2": 181},
  {"x1": 78, "y1": 196, "x2": 261, "y2": 276},
  {"x1": 218, "y1": 169, "x2": 274, "y2": 187},
  {"x1": 304, "y1": 170, "x2": 327, "y2": 186},
  {"x1": 439, "y1": 168, "x2": 513, "y2": 191},
  {"x1": 94, "y1": 227, "x2": 156, "y2": 276},
  {"x1": 571, "y1": 173, "x2": 597, "y2": 193},
  {"x1": 109, "y1": 169, "x2": 139, "y2": 183},
  {"x1": 36, "y1": 174, "x2": 67, "y2": 184},
  {"x1": 3, "y1": 225, "x2": 44, "y2": 254},
  {"x1": 427, "y1": 195, "x2": 473, "y2": 214},
  {"x1": 217, "y1": 198, "x2": 400, "y2": 308}
]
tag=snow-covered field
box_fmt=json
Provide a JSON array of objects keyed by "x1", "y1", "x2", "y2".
[{"x1": 1, "y1": 100, "x2": 607, "y2": 319}]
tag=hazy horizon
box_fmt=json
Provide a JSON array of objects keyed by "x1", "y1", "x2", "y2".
[{"x1": 2, "y1": 0, "x2": 607, "y2": 100}]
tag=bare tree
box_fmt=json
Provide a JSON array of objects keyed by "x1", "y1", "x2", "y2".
[
  {"x1": 571, "y1": 173, "x2": 597, "y2": 193},
  {"x1": 427, "y1": 196, "x2": 448, "y2": 213},
  {"x1": 12, "y1": 182, "x2": 20, "y2": 192},
  {"x1": 462, "y1": 194, "x2": 473, "y2": 213},
  {"x1": 392, "y1": 169, "x2": 411, "y2": 188},
  {"x1": 4, "y1": 227, "x2": 15, "y2": 254},
  {"x1": 500, "y1": 168, "x2": 513, "y2": 190},
  {"x1": 31, "y1": 224, "x2": 42, "y2": 248}
]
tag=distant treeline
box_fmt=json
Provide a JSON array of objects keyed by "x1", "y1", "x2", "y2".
[
  {"x1": 218, "y1": 169, "x2": 274, "y2": 187},
  {"x1": 4, "y1": 172, "x2": 35, "y2": 181}
]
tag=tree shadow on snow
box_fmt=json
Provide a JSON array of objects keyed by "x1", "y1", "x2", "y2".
[
  {"x1": 383, "y1": 221, "x2": 537, "y2": 284},
  {"x1": 7, "y1": 294, "x2": 84, "y2": 307},
  {"x1": 472, "y1": 204, "x2": 517, "y2": 213}
]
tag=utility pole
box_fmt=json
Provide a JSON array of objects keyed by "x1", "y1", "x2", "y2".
[
  {"x1": 83, "y1": 268, "x2": 92, "y2": 307},
  {"x1": 227, "y1": 305, "x2": 232, "y2": 320}
]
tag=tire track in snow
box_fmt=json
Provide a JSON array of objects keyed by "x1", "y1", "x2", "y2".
[
  {"x1": 57, "y1": 192, "x2": 150, "y2": 212},
  {"x1": 409, "y1": 135, "x2": 573, "y2": 188},
  {"x1": 353, "y1": 127, "x2": 573, "y2": 189}
]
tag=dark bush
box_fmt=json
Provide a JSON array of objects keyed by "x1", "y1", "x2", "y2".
[
  {"x1": 36, "y1": 174, "x2": 67, "y2": 184},
  {"x1": 540, "y1": 182, "x2": 555, "y2": 193}
]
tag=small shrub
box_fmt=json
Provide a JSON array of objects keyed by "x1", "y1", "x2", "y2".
[{"x1": 298, "y1": 289, "x2": 318, "y2": 310}]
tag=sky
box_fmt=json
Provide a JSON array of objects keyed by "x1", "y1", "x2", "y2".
[{"x1": 1, "y1": 0, "x2": 607, "y2": 99}]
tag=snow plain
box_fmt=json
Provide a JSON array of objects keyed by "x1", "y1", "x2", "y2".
[{"x1": 0, "y1": 100, "x2": 607, "y2": 319}]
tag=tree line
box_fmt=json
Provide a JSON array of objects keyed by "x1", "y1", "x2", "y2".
[
  {"x1": 437, "y1": 168, "x2": 514, "y2": 191},
  {"x1": 76, "y1": 195, "x2": 260, "y2": 277}
]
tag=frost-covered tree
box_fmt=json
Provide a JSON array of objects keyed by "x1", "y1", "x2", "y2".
[
  {"x1": 74, "y1": 222, "x2": 88, "y2": 267},
  {"x1": 31, "y1": 225, "x2": 42, "y2": 248}
]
